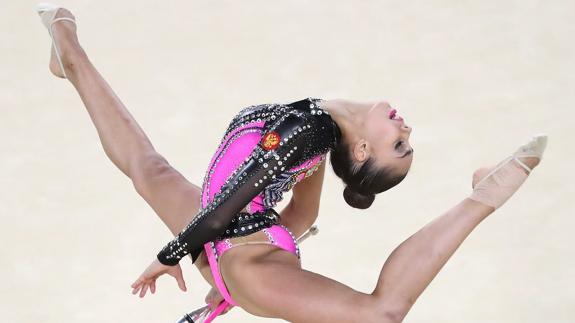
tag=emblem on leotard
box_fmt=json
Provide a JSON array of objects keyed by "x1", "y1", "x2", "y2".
[{"x1": 261, "y1": 131, "x2": 281, "y2": 150}]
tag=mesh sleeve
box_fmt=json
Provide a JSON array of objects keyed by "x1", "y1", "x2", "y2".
[{"x1": 157, "y1": 113, "x2": 310, "y2": 265}]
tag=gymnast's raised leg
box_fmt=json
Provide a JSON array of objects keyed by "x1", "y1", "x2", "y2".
[
  {"x1": 40, "y1": 8, "x2": 203, "y2": 237},
  {"x1": 215, "y1": 144, "x2": 545, "y2": 323}
]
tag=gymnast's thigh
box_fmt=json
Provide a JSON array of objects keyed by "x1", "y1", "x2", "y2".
[
  {"x1": 131, "y1": 154, "x2": 202, "y2": 235},
  {"x1": 218, "y1": 246, "x2": 378, "y2": 323}
]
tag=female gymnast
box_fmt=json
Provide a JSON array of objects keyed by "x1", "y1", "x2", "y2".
[{"x1": 37, "y1": 4, "x2": 547, "y2": 323}]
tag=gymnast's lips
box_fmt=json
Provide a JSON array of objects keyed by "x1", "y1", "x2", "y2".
[{"x1": 389, "y1": 108, "x2": 404, "y2": 122}]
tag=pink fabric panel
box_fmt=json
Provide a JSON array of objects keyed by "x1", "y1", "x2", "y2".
[
  {"x1": 215, "y1": 239, "x2": 233, "y2": 255},
  {"x1": 266, "y1": 225, "x2": 298, "y2": 254},
  {"x1": 204, "y1": 224, "x2": 299, "y2": 307},
  {"x1": 248, "y1": 196, "x2": 265, "y2": 213},
  {"x1": 201, "y1": 121, "x2": 264, "y2": 207},
  {"x1": 206, "y1": 133, "x2": 260, "y2": 203},
  {"x1": 203, "y1": 242, "x2": 237, "y2": 306}
]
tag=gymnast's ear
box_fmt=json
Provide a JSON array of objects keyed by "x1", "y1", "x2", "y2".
[{"x1": 352, "y1": 139, "x2": 369, "y2": 163}]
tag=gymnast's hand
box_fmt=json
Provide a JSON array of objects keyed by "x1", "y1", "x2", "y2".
[
  {"x1": 131, "y1": 258, "x2": 187, "y2": 297},
  {"x1": 205, "y1": 286, "x2": 233, "y2": 315}
]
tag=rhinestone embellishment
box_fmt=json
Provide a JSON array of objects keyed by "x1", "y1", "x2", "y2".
[{"x1": 158, "y1": 98, "x2": 338, "y2": 266}]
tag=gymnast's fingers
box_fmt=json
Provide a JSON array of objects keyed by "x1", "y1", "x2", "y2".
[
  {"x1": 131, "y1": 279, "x2": 144, "y2": 294},
  {"x1": 139, "y1": 283, "x2": 149, "y2": 298},
  {"x1": 131, "y1": 278, "x2": 142, "y2": 289},
  {"x1": 169, "y1": 265, "x2": 187, "y2": 292},
  {"x1": 175, "y1": 274, "x2": 187, "y2": 292},
  {"x1": 131, "y1": 284, "x2": 141, "y2": 295}
]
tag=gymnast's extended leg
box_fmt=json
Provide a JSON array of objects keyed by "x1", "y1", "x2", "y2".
[
  {"x1": 218, "y1": 154, "x2": 542, "y2": 323},
  {"x1": 41, "y1": 9, "x2": 203, "y2": 236}
]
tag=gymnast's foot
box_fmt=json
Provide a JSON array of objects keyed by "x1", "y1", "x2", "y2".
[
  {"x1": 39, "y1": 6, "x2": 83, "y2": 78},
  {"x1": 470, "y1": 135, "x2": 547, "y2": 210}
]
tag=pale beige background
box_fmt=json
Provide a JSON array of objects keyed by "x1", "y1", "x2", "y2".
[{"x1": 1, "y1": 0, "x2": 573, "y2": 322}]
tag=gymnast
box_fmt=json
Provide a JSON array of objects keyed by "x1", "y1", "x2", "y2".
[{"x1": 37, "y1": 4, "x2": 547, "y2": 322}]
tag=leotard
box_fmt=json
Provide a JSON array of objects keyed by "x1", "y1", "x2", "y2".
[{"x1": 156, "y1": 97, "x2": 341, "y2": 266}]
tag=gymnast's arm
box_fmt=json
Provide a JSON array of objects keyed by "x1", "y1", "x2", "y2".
[
  {"x1": 193, "y1": 153, "x2": 327, "y2": 290},
  {"x1": 193, "y1": 143, "x2": 327, "y2": 292},
  {"x1": 279, "y1": 161, "x2": 327, "y2": 238},
  {"x1": 156, "y1": 113, "x2": 310, "y2": 266}
]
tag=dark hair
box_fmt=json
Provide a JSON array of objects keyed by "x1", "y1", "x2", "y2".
[{"x1": 330, "y1": 138, "x2": 408, "y2": 209}]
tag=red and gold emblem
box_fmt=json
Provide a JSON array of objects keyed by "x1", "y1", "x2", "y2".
[{"x1": 261, "y1": 131, "x2": 281, "y2": 150}]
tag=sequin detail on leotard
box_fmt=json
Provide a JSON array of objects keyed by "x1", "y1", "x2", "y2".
[{"x1": 156, "y1": 97, "x2": 340, "y2": 266}]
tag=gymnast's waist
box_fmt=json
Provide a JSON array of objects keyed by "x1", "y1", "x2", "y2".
[{"x1": 218, "y1": 208, "x2": 280, "y2": 239}]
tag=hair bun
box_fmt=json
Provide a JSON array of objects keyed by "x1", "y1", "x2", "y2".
[{"x1": 343, "y1": 186, "x2": 375, "y2": 209}]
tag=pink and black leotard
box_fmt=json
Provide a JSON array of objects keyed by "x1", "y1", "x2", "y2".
[{"x1": 157, "y1": 98, "x2": 340, "y2": 308}]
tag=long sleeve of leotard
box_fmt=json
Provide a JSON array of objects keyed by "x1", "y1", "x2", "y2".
[{"x1": 157, "y1": 112, "x2": 310, "y2": 265}]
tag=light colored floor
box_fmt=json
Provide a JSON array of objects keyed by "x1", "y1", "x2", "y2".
[{"x1": 1, "y1": 0, "x2": 573, "y2": 322}]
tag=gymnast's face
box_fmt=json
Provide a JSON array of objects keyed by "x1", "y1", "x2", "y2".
[{"x1": 353, "y1": 101, "x2": 413, "y2": 177}]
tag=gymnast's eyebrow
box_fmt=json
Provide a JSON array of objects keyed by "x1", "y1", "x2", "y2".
[{"x1": 400, "y1": 148, "x2": 413, "y2": 158}]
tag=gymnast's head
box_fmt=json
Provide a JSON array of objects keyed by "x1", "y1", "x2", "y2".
[{"x1": 324, "y1": 99, "x2": 413, "y2": 209}]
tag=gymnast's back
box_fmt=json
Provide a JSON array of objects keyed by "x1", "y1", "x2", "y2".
[{"x1": 156, "y1": 97, "x2": 341, "y2": 265}]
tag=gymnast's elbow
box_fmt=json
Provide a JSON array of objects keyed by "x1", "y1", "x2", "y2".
[{"x1": 202, "y1": 216, "x2": 229, "y2": 235}]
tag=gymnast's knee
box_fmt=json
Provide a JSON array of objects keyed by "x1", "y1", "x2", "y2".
[
  {"x1": 365, "y1": 294, "x2": 411, "y2": 323},
  {"x1": 130, "y1": 153, "x2": 169, "y2": 184}
]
